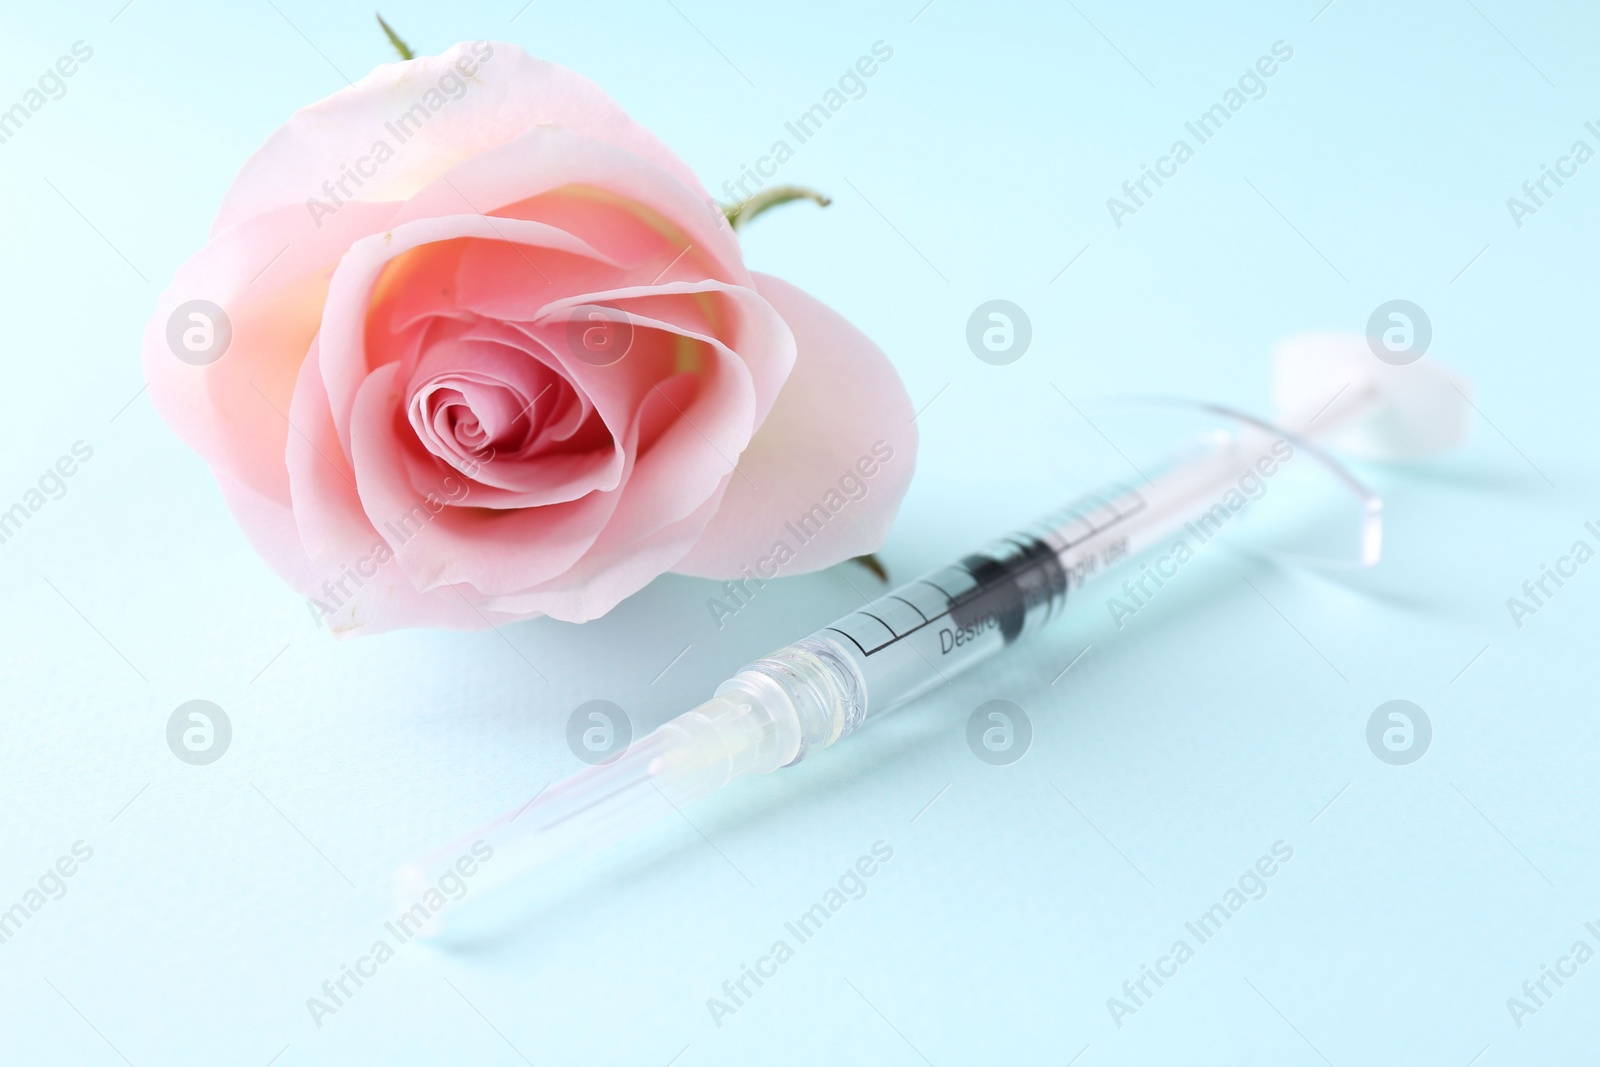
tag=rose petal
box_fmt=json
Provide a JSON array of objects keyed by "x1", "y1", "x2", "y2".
[
  {"x1": 672, "y1": 274, "x2": 917, "y2": 577},
  {"x1": 391, "y1": 124, "x2": 746, "y2": 290},
  {"x1": 347, "y1": 364, "x2": 621, "y2": 596},
  {"x1": 317, "y1": 213, "x2": 615, "y2": 455},
  {"x1": 215, "y1": 470, "x2": 510, "y2": 635},
  {"x1": 142, "y1": 200, "x2": 396, "y2": 503},
  {"x1": 213, "y1": 43, "x2": 711, "y2": 235},
  {"x1": 482, "y1": 491, "x2": 727, "y2": 622},
  {"x1": 284, "y1": 336, "x2": 373, "y2": 567}
]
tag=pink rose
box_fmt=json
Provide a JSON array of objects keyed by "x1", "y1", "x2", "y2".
[{"x1": 143, "y1": 42, "x2": 916, "y2": 634}]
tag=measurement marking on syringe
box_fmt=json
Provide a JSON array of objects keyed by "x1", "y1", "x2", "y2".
[
  {"x1": 838, "y1": 599, "x2": 960, "y2": 655},
  {"x1": 825, "y1": 627, "x2": 871, "y2": 656},
  {"x1": 825, "y1": 489, "x2": 1152, "y2": 662},
  {"x1": 829, "y1": 493, "x2": 1149, "y2": 659},
  {"x1": 1053, "y1": 491, "x2": 1147, "y2": 549},
  {"x1": 890, "y1": 595, "x2": 929, "y2": 622},
  {"x1": 856, "y1": 611, "x2": 895, "y2": 639},
  {"x1": 844, "y1": 552, "x2": 1063, "y2": 656}
]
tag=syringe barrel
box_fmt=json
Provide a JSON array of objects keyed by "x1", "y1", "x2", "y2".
[{"x1": 757, "y1": 426, "x2": 1290, "y2": 764}]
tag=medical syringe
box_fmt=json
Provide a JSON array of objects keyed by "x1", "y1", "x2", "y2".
[{"x1": 397, "y1": 336, "x2": 1471, "y2": 926}]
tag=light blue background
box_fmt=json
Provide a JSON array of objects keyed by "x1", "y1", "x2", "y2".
[{"x1": 2, "y1": 0, "x2": 1598, "y2": 1063}]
